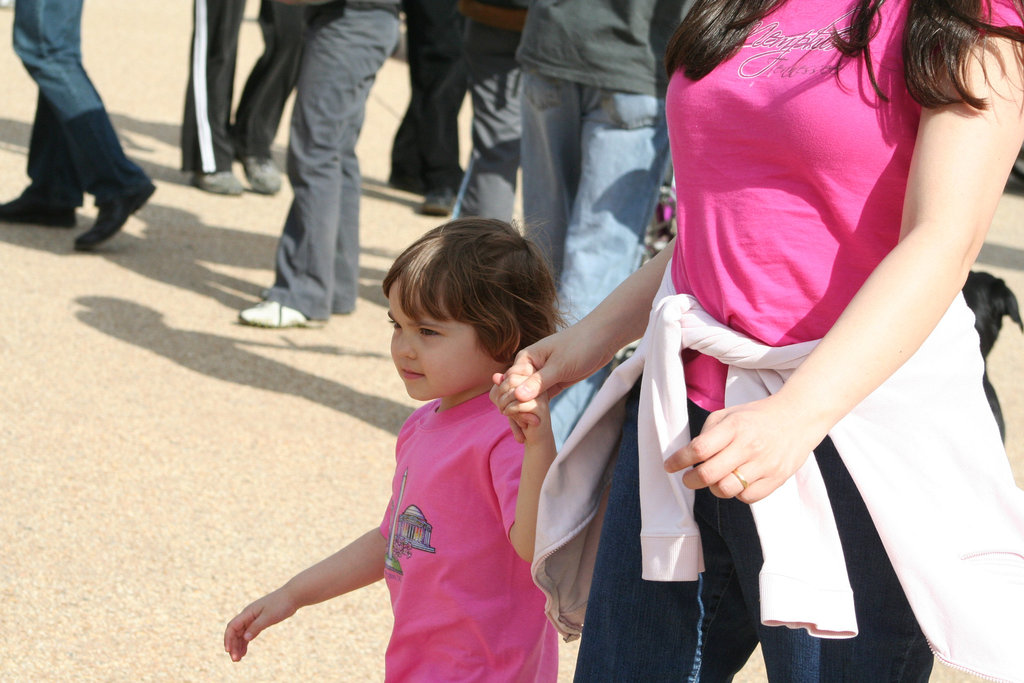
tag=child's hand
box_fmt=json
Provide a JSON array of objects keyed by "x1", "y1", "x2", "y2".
[
  {"x1": 491, "y1": 366, "x2": 547, "y2": 443},
  {"x1": 517, "y1": 389, "x2": 551, "y2": 445},
  {"x1": 223, "y1": 588, "x2": 297, "y2": 662}
]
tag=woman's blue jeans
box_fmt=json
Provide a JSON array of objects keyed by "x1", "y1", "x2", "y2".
[
  {"x1": 574, "y1": 384, "x2": 934, "y2": 682},
  {"x1": 13, "y1": 0, "x2": 150, "y2": 206}
]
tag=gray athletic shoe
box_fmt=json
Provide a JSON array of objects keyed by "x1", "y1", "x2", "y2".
[
  {"x1": 242, "y1": 157, "x2": 283, "y2": 195},
  {"x1": 193, "y1": 171, "x2": 244, "y2": 196}
]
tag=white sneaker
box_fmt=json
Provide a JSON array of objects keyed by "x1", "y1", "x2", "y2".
[{"x1": 238, "y1": 300, "x2": 324, "y2": 328}]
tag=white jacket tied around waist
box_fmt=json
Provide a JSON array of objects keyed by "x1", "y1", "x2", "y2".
[{"x1": 531, "y1": 263, "x2": 1024, "y2": 683}]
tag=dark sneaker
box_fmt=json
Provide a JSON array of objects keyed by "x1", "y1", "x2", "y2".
[
  {"x1": 241, "y1": 157, "x2": 282, "y2": 195},
  {"x1": 420, "y1": 187, "x2": 455, "y2": 216},
  {"x1": 0, "y1": 193, "x2": 76, "y2": 228},
  {"x1": 193, "y1": 171, "x2": 243, "y2": 196}
]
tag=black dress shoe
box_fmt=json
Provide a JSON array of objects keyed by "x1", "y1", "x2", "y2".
[
  {"x1": 74, "y1": 182, "x2": 155, "y2": 251},
  {"x1": 0, "y1": 193, "x2": 77, "y2": 228}
]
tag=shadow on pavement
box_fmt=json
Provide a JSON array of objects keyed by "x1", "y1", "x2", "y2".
[
  {"x1": 108, "y1": 112, "x2": 182, "y2": 149},
  {"x1": 74, "y1": 296, "x2": 409, "y2": 435},
  {"x1": 0, "y1": 201, "x2": 393, "y2": 311},
  {"x1": 977, "y1": 241, "x2": 1024, "y2": 273},
  {"x1": 361, "y1": 177, "x2": 425, "y2": 210}
]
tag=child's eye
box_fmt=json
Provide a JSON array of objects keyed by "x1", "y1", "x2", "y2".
[
  {"x1": 387, "y1": 316, "x2": 399, "y2": 329},
  {"x1": 419, "y1": 328, "x2": 438, "y2": 337}
]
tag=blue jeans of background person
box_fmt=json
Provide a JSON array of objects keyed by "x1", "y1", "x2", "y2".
[
  {"x1": 520, "y1": 72, "x2": 671, "y2": 447},
  {"x1": 575, "y1": 385, "x2": 934, "y2": 682},
  {"x1": 267, "y1": 3, "x2": 399, "y2": 320},
  {"x1": 13, "y1": 0, "x2": 151, "y2": 206}
]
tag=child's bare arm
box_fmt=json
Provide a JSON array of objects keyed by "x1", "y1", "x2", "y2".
[
  {"x1": 503, "y1": 373, "x2": 557, "y2": 562},
  {"x1": 224, "y1": 528, "x2": 386, "y2": 661}
]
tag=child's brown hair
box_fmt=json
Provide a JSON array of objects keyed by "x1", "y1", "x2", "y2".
[{"x1": 382, "y1": 218, "x2": 562, "y2": 364}]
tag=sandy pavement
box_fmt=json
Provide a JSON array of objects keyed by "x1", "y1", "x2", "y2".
[{"x1": 0, "y1": 2, "x2": 1021, "y2": 681}]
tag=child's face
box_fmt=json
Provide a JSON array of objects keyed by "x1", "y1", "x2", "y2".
[{"x1": 388, "y1": 286, "x2": 507, "y2": 412}]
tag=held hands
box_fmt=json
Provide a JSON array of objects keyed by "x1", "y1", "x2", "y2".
[
  {"x1": 490, "y1": 327, "x2": 611, "y2": 443},
  {"x1": 666, "y1": 394, "x2": 828, "y2": 503},
  {"x1": 491, "y1": 368, "x2": 552, "y2": 445},
  {"x1": 223, "y1": 588, "x2": 298, "y2": 662},
  {"x1": 490, "y1": 362, "x2": 542, "y2": 443}
]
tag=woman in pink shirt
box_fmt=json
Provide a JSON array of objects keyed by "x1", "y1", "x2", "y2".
[{"x1": 494, "y1": 1, "x2": 1024, "y2": 680}]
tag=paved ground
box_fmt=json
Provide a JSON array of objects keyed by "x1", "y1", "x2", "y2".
[{"x1": 1, "y1": 2, "x2": 1021, "y2": 681}]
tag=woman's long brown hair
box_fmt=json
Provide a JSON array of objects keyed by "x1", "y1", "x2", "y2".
[{"x1": 665, "y1": 0, "x2": 1024, "y2": 109}]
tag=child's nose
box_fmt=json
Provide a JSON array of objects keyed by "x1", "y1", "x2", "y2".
[{"x1": 392, "y1": 335, "x2": 414, "y2": 359}]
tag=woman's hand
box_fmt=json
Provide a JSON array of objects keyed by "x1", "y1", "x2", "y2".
[{"x1": 665, "y1": 394, "x2": 830, "y2": 503}]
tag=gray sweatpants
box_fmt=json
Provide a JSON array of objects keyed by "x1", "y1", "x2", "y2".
[
  {"x1": 452, "y1": 18, "x2": 522, "y2": 221},
  {"x1": 268, "y1": 3, "x2": 399, "y2": 319}
]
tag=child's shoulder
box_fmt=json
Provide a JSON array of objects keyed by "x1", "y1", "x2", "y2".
[{"x1": 398, "y1": 395, "x2": 517, "y2": 452}]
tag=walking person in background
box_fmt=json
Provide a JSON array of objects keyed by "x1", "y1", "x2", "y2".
[
  {"x1": 450, "y1": 0, "x2": 527, "y2": 222},
  {"x1": 516, "y1": 0, "x2": 695, "y2": 447},
  {"x1": 226, "y1": 219, "x2": 561, "y2": 681},
  {"x1": 494, "y1": 1, "x2": 1024, "y2": 681},
  {"x1": 0, "y1": 0, "x2": 155, "y2": 251},
  {"x1": 182, "y1": 0, "x2": 304, "y2": 196},
  {"x1": 388, "y1": 0, "x2": 466, "y2": 217},
  {"x1": 238, "y1": 0, "x2": 398, "y2": 329}
]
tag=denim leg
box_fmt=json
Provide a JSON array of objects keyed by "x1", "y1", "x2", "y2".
[
  {"x1": 548, "y1": 368, "x2": 611, "y2": 449},
  {"x1": 13, "y1": 0, "x2": 150, "y2": 204},
  {"x1": 14, "y1": 0, "x2": 94, "y2": 120},
  {"x1": 25, "y1": 93, "x2": 82, "y2": 207},
  {"x1": 269, "y1": 5, "x2": 398, "y2": 319},
  {"x1": 535, "y1": 83, "x2": 672, "y2": 445},
  {"x1": 690, "y1": 403, "x2": 934, "y2": 683},
  {"x1": 687, "y1": 399, "x2": 769, "y2": 681},
  {"x1": 575, "y1": 394, "x2": 933, "y2": 682},
  {"x1": 574, "y1": 385, "x2": 703, "y2": 682},
  {"x1": 520, "y1": 72, "x2": 580, "y2": 279},
  {"x1": 560, "y1": 89, "x2": 669, "y2": 321}
]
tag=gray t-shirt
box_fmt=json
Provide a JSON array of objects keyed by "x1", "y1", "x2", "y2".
[{"x1": 516, "y1": 0, "x2": 695, "y2": 97}]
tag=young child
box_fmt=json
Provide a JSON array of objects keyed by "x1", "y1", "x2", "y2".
[{"x1": 224, "y1": 218, "x2": 562, "y2": 681}]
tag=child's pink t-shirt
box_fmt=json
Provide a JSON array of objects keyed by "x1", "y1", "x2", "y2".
[
  {"x1": 667, "y1": 0, "x2": 1019, "y2": 409},
  {"x1": 379, "y1": 392, "x2": 558, "y2": 682}
]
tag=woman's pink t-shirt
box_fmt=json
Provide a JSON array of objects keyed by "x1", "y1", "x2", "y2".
[{"x1": 667, "y1": 0, "x2": 1020, "y2": 409}]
